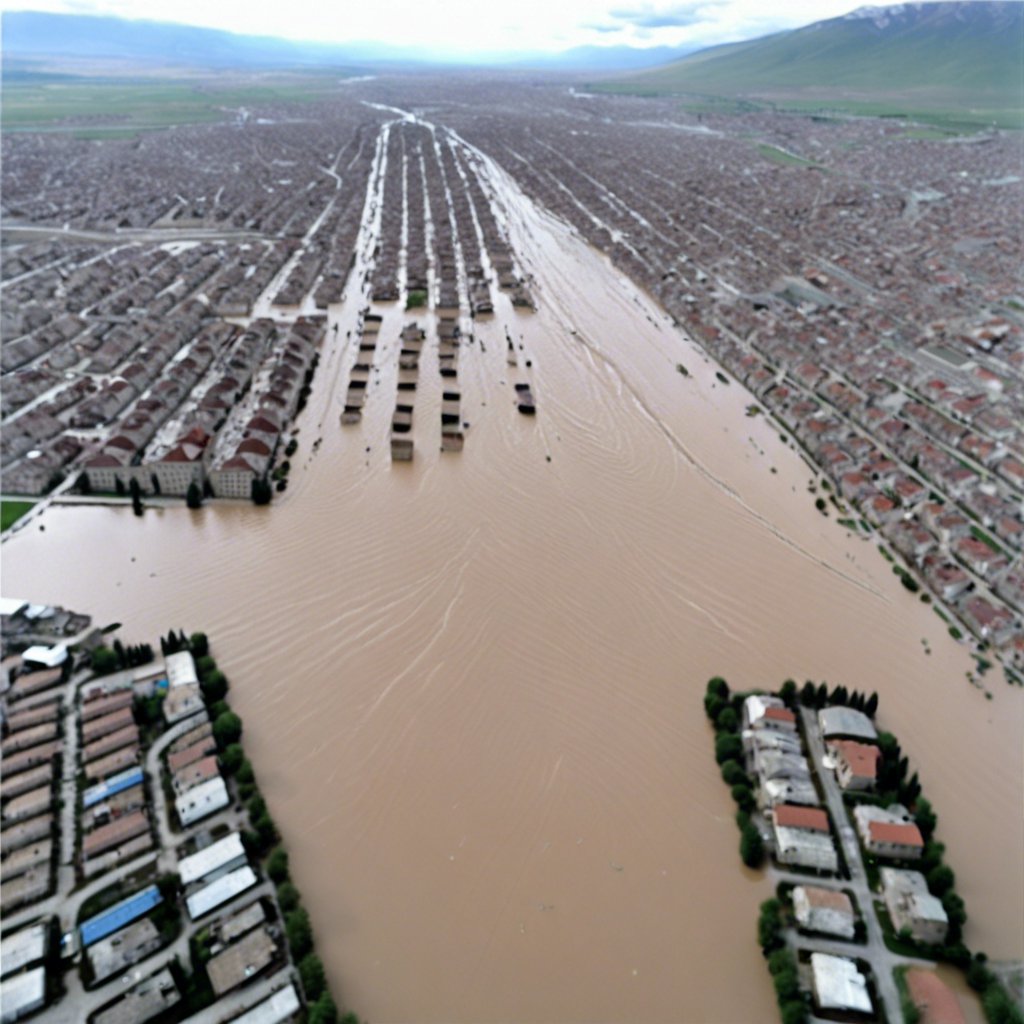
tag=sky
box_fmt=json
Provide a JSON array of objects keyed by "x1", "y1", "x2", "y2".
[{"x1": 3, "y1": 0, "x2": 861, "y2": 55}]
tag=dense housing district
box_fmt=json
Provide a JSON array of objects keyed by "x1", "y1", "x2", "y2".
[
  {"x1": 705, "y1": 675, "x2": 1022, "y2": 1024},
  {"x1": 0, "y1": 600, "x2": 353, "y2": 1024},
  {"x1": 1, "y1": 80, "x2": 1021, "y2": 669}
]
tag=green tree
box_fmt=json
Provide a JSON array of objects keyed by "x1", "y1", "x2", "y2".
[
  {"x1": 927, "y1": 865, "x2": 955, "y2": 896},
  {"x1": 91, "y1": 646, "x2": 119, "y2": 675},
  {"x1": 189, "y1": 632, "x2": 209, "y2": 657},
  {"x1": 740, "y1": 822, "x2": 764, "y2": 868},
  {"x1": 767, "y1": 949, "x2": 792, "y2": 976},
  {"x1": 704, "y1": 693, "x2": 727, "y2": 722},
  {"x1": 715, "y1": 706, "x2": 739, "y2": 733},
  {"x1": 186, "y1": 481, "x2": 202, "y2": 508},
  {"x1": 213, "y1": 711, "x2": 243, "y2": 749},
  {"x1": 731, "y1": 784, "x2": 755, "y2": 813},
  {"x1": 220, "y1": 744, "x2": 244, "y2": 775},
  {"x1": 129, "y1": 477, "x2": 144, "y2": 516},
  {"x1": 705, "y1": 677, "x2": 729, "y2": 699},
  {"x1": 277, "y1": 882, "x2": 300, "y2": 913},
  {"x1": 757, "y1": 899, "x2": 782, "y2": 952},
  {"x1": 720, "y1": 760, "x2": 747, "y2": 787},
  {"x1": 780, "y1": 1001, "x2": 808, "y2": 1024},
  {"x1": 309, "y1": 993, "x2": 339, "y2": 1024},
  {"x1": 799, "y1": 681, "x2": 816, "y2": 706},
  {"x1": 915, "y1": 798, "x2": 937, "y2": 839},
  {"x1": 779, "y1": 680, "x2": 797, "y2": 706},
  {"x1": 267, "y1": 847, "x2": 290, "y2": 884},
  {"x1": 285, "y1": 908, "x2": 313, "y2": 960},
  {"x1": 773, "y1": 968, "x2": 799, "y2": 1002},
  {"x1": 251, "y1": 477, "x2": 273, "y2": 505},
  {"x1": 196, "y1": 655, "x2": 217, "y2": 677},
  {"x1": 714, "y1": 733, "x2": 742, "y2": 765},
  {"x1": 201, "y1": 670, "x2": 228, "y2": 703},
  {"x1": 236, "y1": 760, "x2": 255, "y2": 785},
  {"x1": 299, "y1": 954, "x2": 327, "y2": 1001}
]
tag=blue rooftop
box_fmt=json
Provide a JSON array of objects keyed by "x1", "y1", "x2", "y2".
[
  {"x1": 80, "y1": 885, "x2": 162, "y2": 946},
  {"x1": 82, "y1": 767, "x2": 145, "y2": 809}
]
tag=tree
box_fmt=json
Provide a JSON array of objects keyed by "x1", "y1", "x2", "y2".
[
  {"x1": 767, "y1": 949, "x2": 792, "y2": 976},
  {"x1": 773, "y1": 968, "x2": 799, "y2": 1002},
  {"x1": 130, "y1": 478, "x2": 144, "y2": 516},
  {"x1": 799, "y1": 681, "x2": 816, "y2": 707},
  {"x1": 236, "y1": 760, "x2": 255, "y2": 786},
  {"x1": 815, "y1": 683, "x2": 828, "y2": 707},
  {"x1": 251, "y1": 477, "x2": 273, "y2": 505},
  {"x1": 276, "y1": 882, "x2": 300, "y2": 913},
  {"x1": 757, "y1": 899, "x2": 782, "y2": 952},
  {"x1": 720, "y1": 760, "x2": 747, "y2": 787},
  {"x1": 196, "y1": 655, "x2": 217, "y2": 678},
  {"x1": 740, "y1": 822, "x2": 764, "y2": 868},
  {"x1": 780, "y1": 1001, "x2": 808, "y2": 1024},
  {"x1": 714, "y1": 733, "x2": 742, "y2": 765},
  {"x1": 220, "y1": 744, "x2": 244, "y2": 775},
  {"x1": 864, "y1": 692, "x2": 879, "y2": 717},
  {"x1": 78, "y1": 471, "x2": 92, "y2": 495},
  {"x1": 190, "y1": 632, "x2": 209, "y2": 657},
  {"x1": 213, "y1": 711, "x2": 243, "y2": 749},
  {"x1": 715, "y1": 707, "x2": 739, "y2": 733},
  {"x1": 706, "y1": 677, "x2": 729, "y2": 700},
  {"x1": 309, "y1": 993, "x2": 339, "y2": 1024},
  {"x1": 731, "y1": 784, "x2": 755, "y2": 813},
  {"x1": 779, "y1": 680, "x2": 797, "y2": 706},
  {"x1": 286, "y1": 908, "x2": 313, "y2": 960},
  {"x1": 267, "y1": 847, "x2": 290, "y2": 884},
  {"x1": 186, "y1": 481, "x2": 202, "y2": 509},
  {"x1": 299, "y1": 954, "x2": 327, "y2": 1001},
  {"x1": 928, "y1": 866, "x2": 956, "y2": 897},
  {"x1": 704, "y1": 694, "x2": 727, "y2": 722},
  {"x1": 91, "y1": 646, "x2": 119, "y2": 675}
]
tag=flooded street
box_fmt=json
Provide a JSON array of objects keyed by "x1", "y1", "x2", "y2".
[{"x1": 3, "y1": 120, "x2": 1020, "y2": 1024}]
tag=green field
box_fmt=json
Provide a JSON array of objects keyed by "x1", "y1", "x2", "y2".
[
  {"x1": 1, "y1": 78, "x2": 339, "y2": 135},
  {"x1": 1, "y1": 500, "x2": 35, "y2": 532},
  {"x1": 756, "y1": 144, "x2": 820, "y2": 168}
]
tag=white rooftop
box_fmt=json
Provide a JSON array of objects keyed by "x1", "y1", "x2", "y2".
[
  {"x1": 230, "y1": 984, "x2": 301, "y2": 1024},
  {"x1": 0, "y1": 924, "x2": 48, "y2": 978},
  {"x1": 175, "y1": 775, "x2": 229, "y2": 827},
  {"x1": 0, "y1": 966, "x2": 47, "y2": 1017},
  {"x1": 186, "y1": 866, "x2": 257, "y2": 920},
  {"x1": 21, "y1": 644, "x2": 67, "y2": 668},
  {"x1": 811, "y1": 952, "x2": 873, "y2": 1014},
  {"x1": 165, "y1": 650, "x2": 198, "y2": 688},
  {"x1": 0, "y1": 597, "x2": 28, "y2": 616},
  {"x1": 178, "y1": 832, "x2": 246, "y2": 887}
]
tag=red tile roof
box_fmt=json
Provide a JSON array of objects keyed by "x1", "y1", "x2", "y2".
[
  {"x1": 764, "y1": 707, "x2": 796, "y2": 724},
  {"x1": 775, "y1": 805, "x2": 830, "y2": 833},
  {"x1": 869, "y1": 820, "x2": 924, "y2": 847}
]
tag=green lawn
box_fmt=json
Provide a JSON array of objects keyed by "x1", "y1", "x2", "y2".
[
  {"x1": 1, "y1": 79, "x2": 338, "y2": 134},
  {"x1": 1, "y1": 500, "x2": 35, "y2": 532},
  {"x1": 757, "y1": 143, "x2": 820, "y2": 168}
]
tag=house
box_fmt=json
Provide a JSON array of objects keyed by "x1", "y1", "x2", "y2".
[
  {"x1": 175, "y1": 776, "x2": 229, "y2": 827},
  {"x1": 772, "y1": 805, "x2": 838, "y2": 872},
  {"x1": 810, "y1": 953, "x2": 873, "y2": 1016},
  {"x1": 830, "y1": 740, "x2": 880, "y2": 791},
  {"x1": 178, "y1": 832, "x2": 247, "y2": 888},
  {"x1": 793, "y1": 886, "x2": 855, "y2": 939},
  {"x1": 958, "y1": 595, "x2": 1016, "y2": 646},
  {"x1": 742, "y1": 694, "x2": 796, "y2": 733},
  {"x1": 881, "y1": 868, "x2": 949, "y2": 944},
  {"x1": 853, "y1": 805, "x2": 924, "y2": 859}
]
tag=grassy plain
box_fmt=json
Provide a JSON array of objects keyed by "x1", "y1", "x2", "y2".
[{"x1": 1, "y1": 77, "x2": 337, "y2": 135}]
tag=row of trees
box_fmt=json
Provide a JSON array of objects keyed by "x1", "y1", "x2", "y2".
[
  {"x1": 757, "y1": 901, "x2": 808, "y2": 1024},
  {"x1": 90, "y1": 639, "x2": 155, "y2": 675},
  {"x1": 705, "y1": 677, "x2": 765, "y2": 869}
]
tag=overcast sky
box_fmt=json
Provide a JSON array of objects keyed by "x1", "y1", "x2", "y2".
[{"x1": 3, "y1": 0, "x2": 861, "y2": 54}]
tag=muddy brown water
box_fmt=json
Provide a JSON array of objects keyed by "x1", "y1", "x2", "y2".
[{"x1": 2, "y1": 129, "x2": 1018, "y2": 1024}]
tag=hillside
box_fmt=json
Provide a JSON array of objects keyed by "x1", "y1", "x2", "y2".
[{"x1": 611, "y1": 2, "x2": 1023, "y2": 110}]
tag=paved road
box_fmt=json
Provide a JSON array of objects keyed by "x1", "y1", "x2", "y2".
[{"x1": 795, "y1": 706, "x2": 912, "y2": 1021}]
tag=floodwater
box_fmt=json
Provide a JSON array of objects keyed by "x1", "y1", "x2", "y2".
[{"x1": 3, "y1": 120, "x2": 1021, "y2": 1024}]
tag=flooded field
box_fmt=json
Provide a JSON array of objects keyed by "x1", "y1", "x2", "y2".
[{"x1": 3, "y1": 116, "x2": 1019, "y2": 1023}]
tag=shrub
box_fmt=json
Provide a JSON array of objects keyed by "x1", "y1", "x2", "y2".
[{"x1": 91, "y1": 646, "x2": 119, "y2": 675}]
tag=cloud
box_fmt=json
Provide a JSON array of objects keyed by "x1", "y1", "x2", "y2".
[{"x1": 606, "y1": 2, "x2": 722, "y2": 29}]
